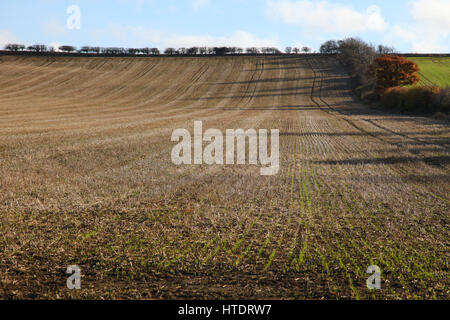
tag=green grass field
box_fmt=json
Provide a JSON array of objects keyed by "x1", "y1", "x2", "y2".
[{"x1": 409, "y1": 57, "x2": 450, "y2": 88}]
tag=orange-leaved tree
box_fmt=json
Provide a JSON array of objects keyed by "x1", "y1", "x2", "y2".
[{"x1": 367, "y1": 55, "x2": 420, "y2": 92}]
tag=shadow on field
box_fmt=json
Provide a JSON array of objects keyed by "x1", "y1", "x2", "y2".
[
  {"x1": 346, "y1": 173, "x2": 450, "y2": 184},
  {"x1": 280, "y1": 131, "x2": 449, "y2": 137},
  {"x1": 210, "y1": 76, "x2": 314, "y2": 85},
  {"x1": 279, "y1": 130, "x2": 450, "y2": 148},
  {"x1": 200, "y1": 86, "x2": 312, "y2": 95},
  {"x1": 314, "y1": 155, "x2": 450, "y2": 166},
  {"x1": 246, "y1": 86, "x2": 311, "y2": 93},
  {"x1": 243, "y1": 66, "x2": 304, "y2": 72},
  {"x1": 219, "y1": 105, "x2": 322, "y2": 111},
  {"x1": 184, "y1": 91, "x2": 312, "y2": 101}
]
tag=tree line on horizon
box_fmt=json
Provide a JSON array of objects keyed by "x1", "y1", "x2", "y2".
[
  {"x1": 3, "y1": 39, "x2": 447, "y2": 115},
  {"x1": 3, "y1": 43, "x2": 315, "y2": 56},
  {"x1": 322, "y1": 37, "x2": 448, "y2": 116}
]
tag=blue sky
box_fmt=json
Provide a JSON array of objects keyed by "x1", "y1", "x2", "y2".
[{"x1": 0, "y1": 0, "x2": 449, "y2": 52}]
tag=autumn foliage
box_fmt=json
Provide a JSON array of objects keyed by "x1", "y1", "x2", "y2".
[
  {"x1": 380, "y1": 86, "x2": 444, "y2": 113},
  {"x1": 367, "y1": 55, "x2": 420, "y2": 92}
]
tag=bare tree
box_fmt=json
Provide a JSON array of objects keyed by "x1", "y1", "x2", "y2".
[
  {"x1": 187, "y1": 47, "x2": 199, "y2": 55},
  {"x1": 84, "y1": 46, "x2": 102, "y2": 54},
  {"x1": 285, "y1": 47, "x2": 292, "y2": 54},
  {"x1": 338, "y1": 38, "x2": 376, "y2": 69},
  {"x1": 273, "y1": 48, "x2": 282, "y2": 54},
  {"x1": 213, "y1": 47, "x2": 229, "y2": 55},
  {"x1": 5, "y1": 44, "x2": 26, "y2": 52},
  {"x1": 150, "y1": 48, "x2": 160, "y2": 55},
  {"x1": 128, "y1": 48, "x2": 139, "y2": 55},
  {"x1": 263, "y1": 47, "x2": 281, "y2": 54},
  {"x1": 27, "y1": 44, "x2": 47, "y2": 52},
  {"x1": 164, "y1": 48, "x2": 176, "y2": 55},
  {"x1": 59, "y1": 45, "x2": 76, "y2": 53},
  {"x1": 246, "y1": 47, "x2": 259, "y2": 54},
  {"x1": 319, "y1": 40, "x2": 339, "y2": 54},
  {"x1": 102, "y1": 47, "x2": 127, "y2": 55},
  {"x1": 80, "y1": 46, "x2": 91, "y2": 54},
  {"x1": 377, "y1": 45, "x2": 396, "y2": 55},
  {"x1": 302, "y1": 46, "x2": 311, "y2": 54},
  {"x1": 337, "y1": 38, "x2": 377, "y2": 89},
  {"x1": 81, "y1": 47, "x2": 101, "y2": 54}
]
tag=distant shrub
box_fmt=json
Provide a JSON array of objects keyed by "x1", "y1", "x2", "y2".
[
  {"x1": 381, "y1": 86, "x2": 448, "y2": 115},
  {"x1": 381, "y1": 87, "x2": 408, "y2": 110},
  {"x1": 356, "y1": 84, "x2": 379, "y2": 101},
  {"x1": 431, "y1": 87, "x2": 450, "y2": 114},
  {"x1": 432, "y1": 112, "x2": 449, "y2": 121},
  {"x1": 403, "y1": 86, "x2": 437, "y2": 112}
]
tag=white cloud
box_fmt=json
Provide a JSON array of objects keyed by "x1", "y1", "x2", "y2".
[
  {"x1": 166, "y1": 31, "x2": 278, "y2": 48},
  {"x1": 365, "y1": 5, "x2": 387, "y2": 32},
  {"x1": 412, "y1": 0, "x2": 450, "y2": 37},
  {"x1": 391, "y1": 26, "x2": 416, "y2": 42},
  {"x1": 0, "y1": 30, "x2": 18, "y2": 49},
  {"x1": 266, "y1": 0, "x2": 387, "y2": 33},
  {"x1": 386, "y1": 0, "x2": 449, "y2": 53},
  {"x1": 191, "y1": 0, "x2": 211, "y2": 11},
  {"x1": 386, "y1": 26, "x2": 447, "y2": 53},
  {"x1": 411, "y1": 38, "x2": 447, "y2": 54},
  {"x1": 92, "y1": 24, "x2": 279, "y2": 49}
]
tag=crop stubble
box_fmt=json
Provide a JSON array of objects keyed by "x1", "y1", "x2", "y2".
[{"x1": 0, "y1": 55, "x2": 448, "y2": 299}]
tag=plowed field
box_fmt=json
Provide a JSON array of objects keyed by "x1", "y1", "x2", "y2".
[{"x1": 0, "y1": 55, "x2": 448, "y2": 299}]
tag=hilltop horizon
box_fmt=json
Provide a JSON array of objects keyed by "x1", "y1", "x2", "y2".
[{"x1": 1, "y1": 0, "x2": 449, "y2": 54}]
